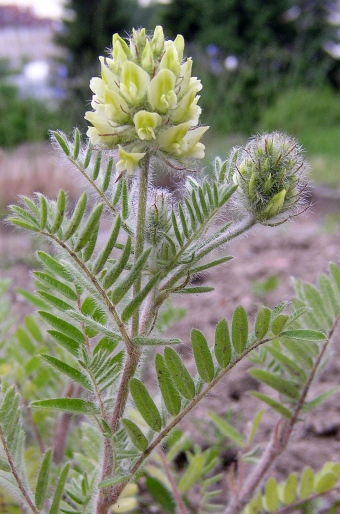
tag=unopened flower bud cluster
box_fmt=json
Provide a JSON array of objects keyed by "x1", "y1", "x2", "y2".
[
  {"x1": 85, "y1": 26, "x2": 208, "y2": 175},
  {"x1": 233, "y1": 132, "x2": 309, "y2": 222}
]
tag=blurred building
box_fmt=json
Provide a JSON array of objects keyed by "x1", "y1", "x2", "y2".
[{"x1": 0, "y1": 5, "x2": 62, "y2": 100}]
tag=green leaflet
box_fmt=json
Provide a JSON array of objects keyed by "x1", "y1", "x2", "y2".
[
  {"x1": 281, "y1": 472, "x2": 297, "y2": 505},
  {"x1": 248, "y1": 410, "x2": 264, "y2": 445},
  {"x1": 8, "y1": 217, "x2": 40, "y2": 232},
  {"x1": 72, "y1": 128, "x2": 80, "y2": 159},
  {"x1": 178, "y1": 203, "x2": 189, "y2": 238},
  {"x1": 266, "y1": 346, "x2": 307, "y2": 383},
  {"x1": 40, "y1": 355, "x2": 92, "y2": 390},
  {"x1": 38, "y1": 311, "x2": 85, "y2": 344},
  {"x1": 145, "y1": 476, "x2": 176, "y2": 514},
  {"x1": 330, "y1": 262, "x2": 340, "y2": 297},
  {"x1": 249, "y1": 392, "x2": 292, "y2": 419},
  {"x1": 110, "y1": 247, "x2": 151, "y2": 304},
  {"x1": 102, "y1": 157, "x2": 113, "y2": 192},
  {"x1": 301, "y1": 388, "x2": 340, "y2": 413},
  {"x1": 63, "y1": 193, "x2": 87, "y2": 241},
  {"x1": 35, "y1": 448, "x2": 52, "y2": 510},
  {"x1": 254, "y1": 306, "x2": 271, "y2": 340},
  {"x1": 280, "y1": 329, "x2": 326, "y2": 341},
  {"x1": 304, "y1": 283, "x2": 334, "y2": 329},
  {"x1": 83, "y1": 220, "x2": 100, "y2": 261},
  {"x1": 34, "y1": 272, "x2": 77, "y2": 301},
  {"x1": 0, "y1": 458, "x2": 10, "y2": 473},
  {"x1": 31, "y1": 398, "x2": 99, "y2": 415},
  {"x1": 82, "y1": 141, "x2": 92, "y2": 169},
  {"x1": 67, "y1": 311, "x2": 119, "y2": 341},
  {"x1": 271, "y1": 314, "x2": 289, "y2": 335},
  {"x1": 299, "y1": 466, "x2": 314, "y2": 499},
  {"x1": 37, "y1": 291, "x2": 73, "y2": 312},
  {"x1": 132, "y1": 337, "x2": 181, "y2": 346},
  {"x1": 208, "y1": 412, "x2": 244, "y2": 447},
  {"x1": 191, "y1": 256, "x2": 232, "y2": 274},
  {"x1": 15, "y1": 327, "x2": 35, "y2": 355},
  {"x1": 102, "y1": 236, "x2": 132, "y2": 289},
  {"x1": 37, "y1": 251, "x2": 73, "y2": 282},
  {"x1": 319, "y1": 273, "x2": 340, "y2": 319},
  {"x1": 48, "y1": 330, "x2": 80, "y2": 357},
  {"x1": 214, "y1": 318, "x2": 232, "y2": 368},
  {"x1": 191, "y1": 329, "x2": 214, "y2": 383},
  {"x1": 74, "y1": 203, "x2": 103, "y2": 252},
  {"x1": 263, "y1": 477, "x2": 279, "y2": 512},
  {"x1": 175, "y1": 286, "x2": 214, "y2": 294},
  {"x1": 121, "y1": 273, "x2": 160, "y2": 322},
  {"x1": 92, "y1": 151, "x2": 101, "y2": 180},
  {"x1": 52, "y1": 130, "x2": 70, "y2": 156},
  {"x1": 171, "y1": 210, "x2": 183, "y2": 246},
  {"x1": 50, "y1": 190, "x2": 66, "y2": 234},
  {"x1": 232, "y1": 305, "x2": 248, "y2": 353},
  {"x1": 249, "y1": 369, "x2": 300, "y2": 400},
  {"x1": 122, "y1": 418, "x2": 148, "y2": 451},
  {"x1": 178, "y1": 454, "x2": 204, "y2": 493},
  {"x1": 49, "y1": 463, "x2": 70, "y2": 514},
  {"x1": 26, "y1": 314, "x2": 42, "y2": 342},
  {"x1": 92, "y1": 215, "x2": 121, "y2": 275},
  {"x1": 38, "y1": 194, "x2": 48, "y2": 229},
  {"x1": 112, "y1": 177, "x2": 123, "y2": 206},
  {"x1": 314, "y1": 472, "x2": 338, "y2": 494},
  {"x1": 121, "y1": 178, "x2": 129, "y2": 219},
  {"x1": 155, "y1": 354, "x2": 181, "y2": 417},
  {"x1": 129, "y1": 378, "x2": 162, "y2": 432},
  {"x1": 11, "y1": 204, "x2": 39, "y2": 226},
  {"x1": 164, "y1": 347, "x2": 195, "y2": 400}
]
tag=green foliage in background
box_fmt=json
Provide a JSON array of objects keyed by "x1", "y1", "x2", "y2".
[
  {"x1": 160, "y1": 0, "x2": 340, "y2": 133},
  {"x1": 0, "y1": 83, "x2": 65, "y2": 147}
]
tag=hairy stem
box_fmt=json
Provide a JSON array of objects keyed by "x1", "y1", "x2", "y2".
[
  {"x1": 96, "y1": 157, "x2": 151, "y2": 514},
  {"x1": 131, "y1": 154, "x2": 150, "y2": 337},
  {"x1": 158, "y1": 446, "x2": 188, "y2": 514},
  {"x1": 0, "y1": 425, "x2": 39, "y2": 514},
  {"x1": 224, "y1": 311, "x2": 340, "y2": 514}
]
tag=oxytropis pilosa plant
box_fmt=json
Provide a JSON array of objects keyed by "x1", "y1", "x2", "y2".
[{"x1": 3, "y1": 26, "x2": 340, "y2": 514}]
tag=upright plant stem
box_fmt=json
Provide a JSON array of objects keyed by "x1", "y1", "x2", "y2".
[
  {"x1": 96, "y1": 156, "x2": 150, "y2": 514},
  {"x1": 131, "y1": 154, "x2": 150, "y2": 337}
]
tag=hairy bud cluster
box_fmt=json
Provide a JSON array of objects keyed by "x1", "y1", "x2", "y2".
[
  {"x1": 85, "y1": 26, "x2": 208, "y2": 175},
  {"x1": 145, "y1": 189, "x2": 172, "y2": 246},
  {"x1": 233, "y1": 132, "x2": 309, "y2": 223}
]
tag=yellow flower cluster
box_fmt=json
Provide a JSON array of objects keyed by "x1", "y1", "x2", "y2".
[{"x1": 85, "y1": 26, "x2": 208, "y2": 174}]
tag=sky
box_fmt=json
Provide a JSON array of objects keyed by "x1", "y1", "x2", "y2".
[{"x1": 0, "y1": 0, "x2": 65, "y2": 19}]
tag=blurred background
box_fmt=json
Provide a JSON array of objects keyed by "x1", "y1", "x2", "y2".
[{"x1": 0, "y1": 0, "x2": 340, "y2": 209}]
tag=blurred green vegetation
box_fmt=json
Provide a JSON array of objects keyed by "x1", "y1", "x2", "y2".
[{"x1": 0, "y1": 82, "x2": 68, "y2": 147}]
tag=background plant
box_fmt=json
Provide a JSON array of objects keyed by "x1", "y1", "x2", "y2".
[{"x1": 1, "y1": 25, "x2": 340, "y2": 514}]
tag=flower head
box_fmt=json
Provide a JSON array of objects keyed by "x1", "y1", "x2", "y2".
[
  {"x1": 232, "y1": 132, "x2": 309, "y2": 223},
  {"x1": 85, "y1": 26, "x2": 208, "y2": 174}
]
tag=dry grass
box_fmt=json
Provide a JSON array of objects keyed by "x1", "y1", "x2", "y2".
[{"x1": 0, "y1": 142, "x2": 84, "y2": 210}]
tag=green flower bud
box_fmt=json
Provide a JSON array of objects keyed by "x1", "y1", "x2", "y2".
[
  {"x1": 145, "y1": 189, "x2": 172, "y2": 246},
  {"x1": 232, "y1": 132, "x2": 309, "y2": 223},
  {"x1": 85, "y1": 26, "x2": 207, "y2": 175}
]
